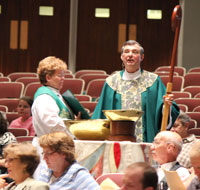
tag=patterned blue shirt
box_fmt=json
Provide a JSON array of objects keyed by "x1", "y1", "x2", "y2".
[{"x1": 37, "y1": 162, "x2": 100, "y2": 190}]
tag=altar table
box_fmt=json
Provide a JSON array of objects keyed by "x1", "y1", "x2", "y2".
[{"x1": 75, "y1": 140, "x2": 153, "y2": 179}]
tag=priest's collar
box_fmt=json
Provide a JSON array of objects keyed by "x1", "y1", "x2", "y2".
[{"x1": 122, "y1": 68, "x2": 141, "y2": 80}]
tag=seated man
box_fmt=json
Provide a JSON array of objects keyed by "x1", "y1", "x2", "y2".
[
  {"x1": 150, "y1": 131, "x2": 190, "y2": 190},
  {"x1": 171, "y1": 112, "x2": 200, "y2": 168},
  {"x1": 187, "y1": 141, "x2": 200, "y2": 190},
  {"x1": 121, "y1": 162, "x2": 158, "y2": 190}
]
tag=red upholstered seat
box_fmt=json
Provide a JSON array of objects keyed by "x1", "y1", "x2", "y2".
[
  {"x1": 60, "y1": 78, "x2": 85, "y2": 94},
  {"x1": 7, "y1": 72, "x2": 38, "y2": 81},
  {"x1": 193, "y1": 106, "x2": 200, "y2": 112},
  {"x1": 8, "y1": 128, "x2": 29, "y2": 137},
  {"x1": 186, "y1": 112, "x2": 200, "y2": 128},
  {"x1": 155, "y1": 66, "x2": 186, "y2": 76},
  {"x1": 23, "y1": 82, "x2": 42, "y2": 99},
  {"x1": 194, "y1": 93, "x2": 200, "y2": 98},
  {"x1": 0, "y1": 98, "x2": 19, "y2": 112},
  {"x1": 0, "y1": 77, "x2": 11, "y2": 82},
  {"x1": 189, "y1": 119, "x2": 197, "y2": 129},
  {"x1": 16, "y1": 77, "x2": 40, "y2": 88},
  {"x1": 6, "y1": 112, "x2": 20, "y2": 124},
  {"x1": 160, "y1": 76, "x2": 184, "y2": 91},
  {"x1": 183, "y1": 86, "x2": 200, "y2": 98},
  {"x1": 16, "y1": 136, "x2": 34, "y2": 142},
  {"x1": 80, "y1": 74, "x2": 109, "y2": 91},
  {"x1": 75, "y1": 70, "x2": 107, "y2": 78},
  {"x1": 0, "y1": 82, "x2": 24, "y2": 98},
  {"x1": 74, "y1": 94, "x2": 92, "y2": 102},
  {"x1": 188, "y1": 128, "x2": 200, "y2": 138},
  {"x1": 184, "y1": 73, "x2": 200, "y2": 88},
  {"x1": 172, "y1": 91, "x2": 191, "y2": 99},
  {"x1": 177, "y1": 104, "x2": 188, "y2": 112},
  {"x1": 85, "y1": 79, "x2": 106, "y2": 99},
  {"x1": 174, "y1": 98, "x2": 200, "y2": 112},
  {"x1": 80, "y1": 101, "x2": 98, "y2": 113},
  {"x1": 188, "y1": 67, "x2": 200, "y2": 73},
  {"x1": 0, "y1": 105, "x2": 8, "y2": 112}
]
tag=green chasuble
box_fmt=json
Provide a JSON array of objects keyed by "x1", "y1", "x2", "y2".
[
  {"x1": 34, "y1": 86, "x2": 74, "y2": 119},
  {"x1": 91, "y1": 70, "x2": 179, "y2": 142}
]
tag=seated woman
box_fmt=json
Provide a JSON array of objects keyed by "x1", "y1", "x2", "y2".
[
  {"x1": 9, "y1": 96, "x2": 35, "y2": 136},
  {"x1": 0, "y1": 142, "x2": 49, "y2": 190},
  {"x1": 0, "y1": 112, "x2": 16, "y2": 174},
  {"x1": 36, "y1": 131, "x2": 100, "y2": 190}
]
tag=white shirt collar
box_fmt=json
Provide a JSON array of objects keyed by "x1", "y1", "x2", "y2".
[
  {"x1": 122, "y1": 68, "x2": 141, "y2": 80},
  {"x1": 47, "y1": 86, "x2": 60, "y2": 95},
  {"x1": 161, "y1": 161, "x2": 177, "y2": 170}
]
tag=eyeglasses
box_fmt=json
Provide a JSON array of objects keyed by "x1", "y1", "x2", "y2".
[
  {"x1": 56, "y1": 72, "x2": 65, "y2": 78},
  {"x1": 42, "y1": 151, "x2": 56, "y2": 157},
  {"x1": 5, "y1": 158, "x2": 17, "y2": 164}
]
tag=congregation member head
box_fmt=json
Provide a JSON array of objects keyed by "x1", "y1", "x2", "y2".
[
  {"x1": 170, "y1": 112, "x2": 191, "y2": 139},
  {"x1": 121, "y1": 162, "x2": 158, "y2": 190},
  {"x1": 186, "y1": 142, "x2": 200, "y2": 190},
  {"x1": 150, "y1": 131, "x2": 190, "y2": 190},
  {"x1": 150, "y1": 131, "x2": 182, "y2": 165},
  {"x1": 170, "y1": 112, "x2": 199, "y2": 168},
  {"x1": 1, "y1": 142, "x2": 49, "y2": 189},
  {"x1": 9, "y1": 96, "x2": 35, "y2": 136},
  {"x1": 37, "y1": 56, "x2": 67, "y2": 90},
  {"x1": 37, "y1": 131, "x2": 99, "y2": 190}
]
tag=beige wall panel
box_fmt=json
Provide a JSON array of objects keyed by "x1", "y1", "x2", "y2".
[
  {"x1": 118, "y1": 24, "x2": 126, "y2": 53},
  {"x1": 20, "y1": 20, "x2": 28, "y2": 50},
  {"x1": 10, "y1": 20, "x2": 18, "y2": 49}
]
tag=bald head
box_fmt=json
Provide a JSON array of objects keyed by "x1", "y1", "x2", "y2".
[
  {"x1": 156, "y1": 131, "x2": 182, "y2": 152},
  {"x1": 150, "y1": 131, "x2": 183, "y2": 164}
]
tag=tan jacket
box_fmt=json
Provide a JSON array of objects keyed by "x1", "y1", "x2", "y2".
[{"x1": 2, "y1": 177, "x2": 49, "y2": 190}]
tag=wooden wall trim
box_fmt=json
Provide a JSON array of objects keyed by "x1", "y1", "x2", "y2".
[
  {"x1": 20, "y1": 20, "x2": 28, "y2": 50},
  {"x1": 10, "y1": 20, "x2": 18, "y2": 49},
  {"x1": 128, "y1": 24, "x2": 137, "y2": 41},
  {"x1": 118, "y1": 24, "x2": 126, "y2": 53}
]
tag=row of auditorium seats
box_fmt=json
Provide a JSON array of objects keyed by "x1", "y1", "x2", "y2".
[
  {"x1": 154, "y1": 66, "x2": 200, "y2": 132},
  {"x1": 7, "y1": 128, "x2": 34, "y2": 142},
  {"x1": 1, "y1": 67, "x2": 200, "y2": 127},
  {"x1": 0, "y1": 79, "x2": 105, "y2": 100},
  {"x1": 0, "y1": 69, "x2": 108, "y2": 80},
  {"x1": 0, "y1": 70, "x2": 109, "y2": 99},
  {"x1": 0, "y1": 70, "x2": 107, "y2": 126},
  {"x1": 155, "y1": 66, "x2": 200, "y2": 76}
]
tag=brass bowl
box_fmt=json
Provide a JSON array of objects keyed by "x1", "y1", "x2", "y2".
[{"x1": 64, "y1": 119, "x2": 110, "y2": 140}]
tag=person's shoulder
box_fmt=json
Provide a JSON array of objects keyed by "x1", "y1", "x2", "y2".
[
  {"x1": 187, "y1": 175, "x2": 200, "y2": 190},
  {"x1": 23, "y1": 178, "x2": 49, "y2": 188},
  {"x1": 71, "y1": 162, "x2": 87, "y2": 171},
  {"x1": 9, "y1": 117, "x2": 21, "y2": 125},
  {"x1": 32, "y1": 93, "x2": 56, "y2": 107},
  {"x1": 1, "y1": 131, "x2": 16, "y2": 139},
  {"x1": 142, "y1": 70, "x2": 158, "y2": 78},
  {"x1": 106, "y1": 71, "x2": 122, "y2": 86}
]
